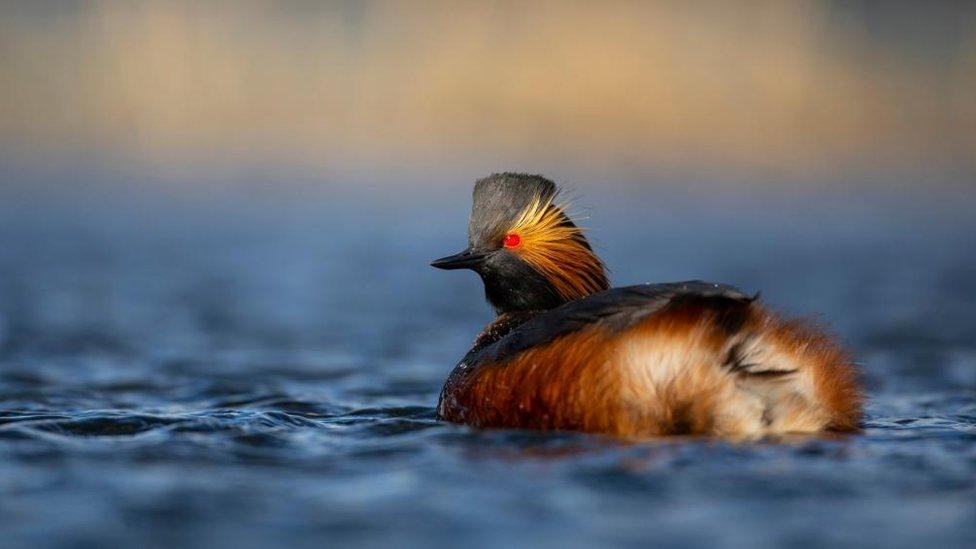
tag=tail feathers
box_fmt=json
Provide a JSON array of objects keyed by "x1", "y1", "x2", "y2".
[
  {"x1": 622, "y1": 296, "x2": 863, "y2": 436},
  {"x1": 721, "y1": 312, "x2": 862, "y2": 433}
]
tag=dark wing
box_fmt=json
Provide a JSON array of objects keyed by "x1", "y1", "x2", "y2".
[{"x1": 467, "y1": 280, "x2": 755, "y2": 365}]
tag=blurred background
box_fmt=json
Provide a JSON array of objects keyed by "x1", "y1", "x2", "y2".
[
  {"x1": 2, "y1": 1, "x2": 974, "y2": 193},
  {"x1": 1, "y1": 2, "x2": 974, "y2": 548}
]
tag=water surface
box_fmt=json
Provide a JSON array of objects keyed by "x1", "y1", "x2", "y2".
[{"x1": 1, "y1": 190, "x2": 974, "y2": 548}]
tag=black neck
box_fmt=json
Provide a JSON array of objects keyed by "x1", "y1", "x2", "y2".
[{"x1": 478, "y1": 255, "x2": 566, "y2": 314}]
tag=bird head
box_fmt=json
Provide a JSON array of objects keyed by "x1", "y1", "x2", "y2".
[{"x1": 431, "y1": 173, "x2": 609, "y2": 314}]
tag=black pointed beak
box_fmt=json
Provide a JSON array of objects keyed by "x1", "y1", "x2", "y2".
[{"x1": 430, "y1": 248, "x2": 487, "y2": 270}]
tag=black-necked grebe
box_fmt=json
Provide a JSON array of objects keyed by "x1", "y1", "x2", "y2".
[{"x1": 431, "y1": 173, "x2": 862, "y2": 437}]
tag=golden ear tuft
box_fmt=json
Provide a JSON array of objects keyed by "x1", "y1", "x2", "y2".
[{"x1": 506, "y1": 196, "x2": 609, "y2": 301}]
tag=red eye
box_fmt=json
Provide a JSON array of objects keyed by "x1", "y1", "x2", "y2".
[{"x1": 503, "y1": 233, "x2": 521, "y2": 248}]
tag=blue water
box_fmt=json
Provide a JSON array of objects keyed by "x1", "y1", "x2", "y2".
[{"x1": 0, "y1": 186, "x2": 974, "y2": 548}]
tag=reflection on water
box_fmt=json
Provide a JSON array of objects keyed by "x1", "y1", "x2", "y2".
[{"x1": 0, "y1": 189, "x2": 974, "y2": 548}]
